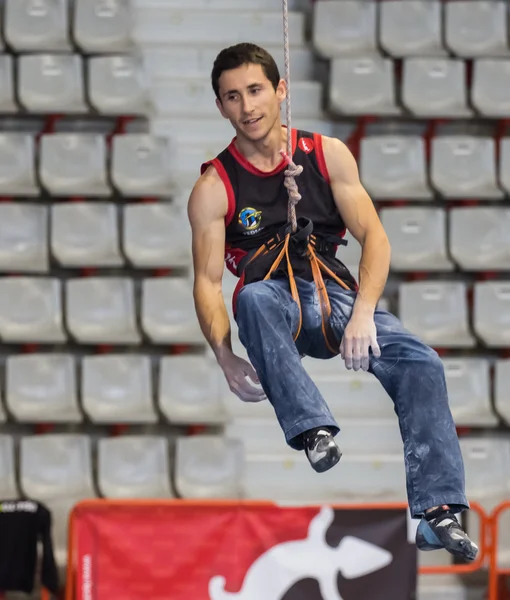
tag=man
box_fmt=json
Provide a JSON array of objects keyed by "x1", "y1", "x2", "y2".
[{"x1": 187, "y1": 42, "x2": 478, "y2": 561}]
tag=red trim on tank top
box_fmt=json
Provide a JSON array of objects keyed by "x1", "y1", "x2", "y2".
[
  {"x1": 227, "y1": 128, "x2": 298, "y2": 177},
  {"x1": 313, "y1": 132, "x2": 330, "y2": 184},
  {"x1": 202, "y1": 158, "x2": 236, "y2": 227}
]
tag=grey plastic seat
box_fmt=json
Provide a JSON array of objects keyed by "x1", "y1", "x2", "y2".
[
  {"x1": 0, "y1": 435, "x2": 17, "y2": 498},
  {"x1": 74, "y1": 0, "x2": 134, "y2": 54},
  {"x1": 500, "y1": 138, "x2": 510, "y2": 195},
  {"x1": 360, "y1": 135, "x2": 432, "y2": 199},
  {"x1": 472, "y1": 59, "x2": 510, "y2": 117},
  {"x1": 431, "y1": 136, "x2": 503, "y2": 199},
  {"x1": 450, "y1": 207, "x2": 510, "y2": 270},
  {"x1": 123, "y1": 203, "x2": 191, "y2": 267},
  {"x1": 98, "y1": 436, "x2": 173, "y2": 498},
  {"x1": 175, "y1": 435, "x2": 243, "y2": 499},
  {"x1": 5, "y1": 0, "x2": 70, "y2": 51},
  {"x1": 329, "y1": 57, "x2": 399, "y2": 115},
  {"x1": 312, "y1": 0, "x2": 377, "y2": 59},
  {"x1": 402, "y1": 59, "x2": 472, "y2": 117},
  {"x1": 51, "y1": 203, "x2": 123, "y2": 267},
  {"x1": 495, "y1": 360, "x2": 510, "y2": 423},
  {"x1": 66, "y1": 277, "x2": 140, "y2": 344},
  {"x1": 0, "y1": 203, "x2": 48, "y2": 272},
  {"x1": 474, "y1": 281, "x2": 510, "y2": 347},
  {"x1": 399, "y1": 282, "x2": 475, "y2": 347},
  {"x1": 380, "y1": 208, "x2": 453, "y2": 271},
  {"x1": 39, "y1": 134, "x2": 111, "y2": 197},
  {"x1": 0, "y1": 134, "x2": 38, "y2": 196},
  {"x1": 6, "y1": 353, "x2": 81, "y2": 423},
  {"x1": 445, "y1": 1, "x2": 510, "y2": 58},
  {"x1": 380, "y1": 0, "x2": 446, "y2": 57},
  {"x1": 111, "y1": 134, "x2": 174, "y2": 197},
  {"x1": 88, "y1": 55, "x2": 150, "y2": 115},
  {"x1": 0, "y1": 54, "x2": 17, "y2": 113},
  {"x1": 82, "y1": 354, "x2": 157, "y2": 423},
  {"x1": 0, "y1": 277, "x2": 65, "y2": 342},
  {"x1": 141, "y1": 277, "x2": 203, "y2": 344},
  {"x1": 18, "y1": 54, "x2": 88, "y2": 113}
]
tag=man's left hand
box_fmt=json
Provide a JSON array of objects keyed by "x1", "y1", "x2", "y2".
[{"x1": 340, "y1": 311, "x2": 381, "y2": 371}]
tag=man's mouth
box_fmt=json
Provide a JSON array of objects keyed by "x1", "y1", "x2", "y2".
[{"x1": 243, "y1": 117, "x2": 262, "y2": 126}]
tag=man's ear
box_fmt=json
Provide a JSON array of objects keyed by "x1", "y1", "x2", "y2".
[
  {"x1": 276, "y1": 78, "x2": 287, "y2": 104},
  {"x1": 216, "y1": 97, "x2": 228, "y2": 119}
]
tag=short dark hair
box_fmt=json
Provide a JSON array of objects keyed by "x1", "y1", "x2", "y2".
[{"x1": 211, "y1": 43, "x2": 281, "y2": 100}]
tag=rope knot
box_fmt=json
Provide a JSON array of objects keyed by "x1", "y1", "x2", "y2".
[{"x1": 280, "y1": 150, "x2": 303, "y2": 205}]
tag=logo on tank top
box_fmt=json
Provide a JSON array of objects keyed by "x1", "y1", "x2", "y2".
[
  {"x1": 238, "y1": 207, "x2": 263, "y2": 234},
  {"x1": 298, "y1": 137, "x2": 314, "y2": 154}
]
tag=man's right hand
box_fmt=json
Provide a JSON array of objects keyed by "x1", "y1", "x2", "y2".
[{"x1": 218, "y1": 351, "x2": 267, "y2": 403}]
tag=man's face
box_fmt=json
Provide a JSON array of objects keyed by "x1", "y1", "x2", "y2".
[{"x1": 216, "y1": 63, "x2": 286, "y2": 142}]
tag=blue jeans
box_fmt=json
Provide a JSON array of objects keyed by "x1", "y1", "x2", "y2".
[{"x1": 235, "y1": 276, "x2": 469, "y2": 518}]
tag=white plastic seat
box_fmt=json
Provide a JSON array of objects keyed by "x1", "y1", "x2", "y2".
[
  {"x1": 398, "y1": 282, "x2": 475, "y2": 347},
  {"x1": 74, "y1": 0, "x2": 134, "y2": 54},
  {"x1": 141, "y1": 277, "x2": 203, "y2": 344},
  {"x1": 0, "y1": 134, "x2": 38, "y2": 196},
  {"x1": 6, "y1": 354, "x2": 81, "y2": 423},
  {"x1": 18, "y1": 54, "x2": 88, "y2": 113},
  {"x1": 66, "y1": 277, "x2": 140, "y2": 344},
  {"x1": 329, "y1": 57, "x2": 399, "y2": 115},
  {"x1": 402, "y1": 59, "x2": 472, "y2": 117},
  {"x1": 380, "y1": 208, "x2": 453, "y2": 271},
  {"x1": 445, "y1": 1, "x2": 510, "y2": 58},
  {"x1": 88, "y1": 56, "x2": 150, "y2": 115},
  {"x1": 0, "y1": 435, "x2": 17, "y2": 498},
  {"x1": 380, "y1": 0, "x2": 446, "y2": 57},
  {"x1": 0, "y1": 54, "x2": 17, "y2": 113},
  {"x1": 474, "y1": 281, "x2": 510, "y2": 347},
  {"x1": 174, "y1": 435, "x2": 243, "y2": 498},
  {"x1": 500, "y1": 138, "x2": 510, "y2": 195},
  {"x1": 360, "y1": 136, "x2": 433, "y2": 200},
  {"x1": 0, "y1": 277, "x2": 65, "y2": 342},
  {"x1": 123, "y1": 203, "x2": 191, "y2": 267},
  {"x1": 0, "y1": 203, "x2": 48, "y2": 273},
  {"x1": 431, "y1": 136, "x2": 503, "y2": 199},
  {"x1": 495, "y1": 360, "x2": 510, "y2": 423},
  {"x1": 39, "y1": 134, "x2": 111, "y2": 197},
  {"x1": 98, "y1": 436, "x2": 173, "y2": 498},
  {"x1": 450, "y1": 207, "x2": 510, "y2": 270},
  {"x1": 51, "y1": 203, "x2": 123, "y2": 267},
  {"x1": 442, "y1": 358, "x2": 496, "y2": 426},
  {"x1": 312, "y1": 0, "x2": 377, "y2": 59},
  {"x1": 159, "y1": 355, "x2": 225, "y2": 424},
  {"x1": 111, "y1": 135, "x2": 174, "y2": 197},
  {"x1": 82, "y1": 354, "x2": 156, "y2": 423},
  {"x1": 472, "y1": 59, "x2": 510, "y2": 117},
  {"x1": 5, "y1": 0, "x2": 71, "y2": 51}
]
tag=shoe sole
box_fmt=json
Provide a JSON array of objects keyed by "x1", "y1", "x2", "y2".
[{"x1": 310, "y1": 445, "x2": 342, "y2": 473}]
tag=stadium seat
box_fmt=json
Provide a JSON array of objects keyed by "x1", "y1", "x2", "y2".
[
  {"x1": 398, "y1": 282, "x2": 475, "y2": 347},
  {"x1": 472, "y1": 59, "x2": 510, "y2": 117},
  {"x1": 0, "y1": 277, "x2": 66, "y2": 343},
  {"x1": 360, "y1": 136, "x2": 433, "y2": 200},
  {"x1": 402, "y1": 59, "x2": 472, "y2": 117},
  {"x1": 159, "y1": 355, "x2": 225, "y2": 424},
  {"x1": 0, "y1": 435, "x2": 17, "y2": 498},
  {"x1": 379, "y1": 0, "x2": 446, "y2": 57},
  {"x1": 312, "y1": 0, "x2": 377, "y2": 59},
  {"x1": 111, "y1": 134, "x2": 175, "y2": 197},
  {"x1": 473, "y1": 281, "x2": 510, "y2": 347},
  {"x1": 66, "y1": 277, "x2": 141, "y2": 344},
  {"x1": 174, "y1": 435, "x2": 243, "y2": 498},
  {"x1": 88, "y1": 55, "x2": 151, "y2": 115},
  {"x1": 39, "y1": 134, "x2": 111, "y2": 197},
  {"x1": 329, "y1": 57, "x2": 399, "y2": 115},
  {"x1": 0, "y1": 203, "x2": 49, "y2": 273},
  {"x1": 51, "y1": 203, "x2": 123, "y2": 267},
  {"x1": 449, "y1": 207, "x2": 510, "y2": 270},
  {"x1": 500, "y1": 138, "x2": 510, "y2": 194},
  {"x1": 335, "y1": 230, "x2": 361, "y2": 278},
  {"x1": 445, "y1": 1, "x2": 510, "y2": 58},
  {"x1": 0, "y1": 133, "x2": 39, "y2": 196},
  {"x1": 430, "y1": 136, "x2": 503, "y2": 199},
  {"x1": 495, "y1": 359, "x2": 510, "y2": 423},
  {"x1": 123, "y1": 203, "x2": 191, "y2": 267},
  {"x1": 18, "y1": 54, "x2": 88, "y2": 113},
  {"x1": 141, "y1": 277, "x2": 203, "y2": 344},
  {"x1": 97, "y1": 436, "x2": 173, "y2": 498},
  {"x1": 4, "y1": 0, "x2": 71, "y2": 51},
  {"x1": 0, "y1": 398, "x2": 5, "y2": 423},
  {"x1": 442, "y1": 358, "x2": 496, "y2": 426},
  {"x1": 82, "y1": 354, "x2": 157, "y2": 423},
  {"x1": 0, "y1": 54, "x2": 17, "y2": 112},
  {"x1": 380, "y1": 208, "x2": 453, "y2": 271},
  {"x1": 6, "y1": 354, "x2": 81, "y2": 423},
  {"x1": 74, "y1": 0, "x2": 135, "y2": 54}
]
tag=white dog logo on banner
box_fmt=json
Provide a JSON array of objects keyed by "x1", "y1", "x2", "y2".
[{"x1": 208, "y1": 506, "x2": 393, "y2": 600}]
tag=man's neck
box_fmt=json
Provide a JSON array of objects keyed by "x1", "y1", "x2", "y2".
[{"x1": 234, "y1": 123, "x2": 289, "y2": 171}]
